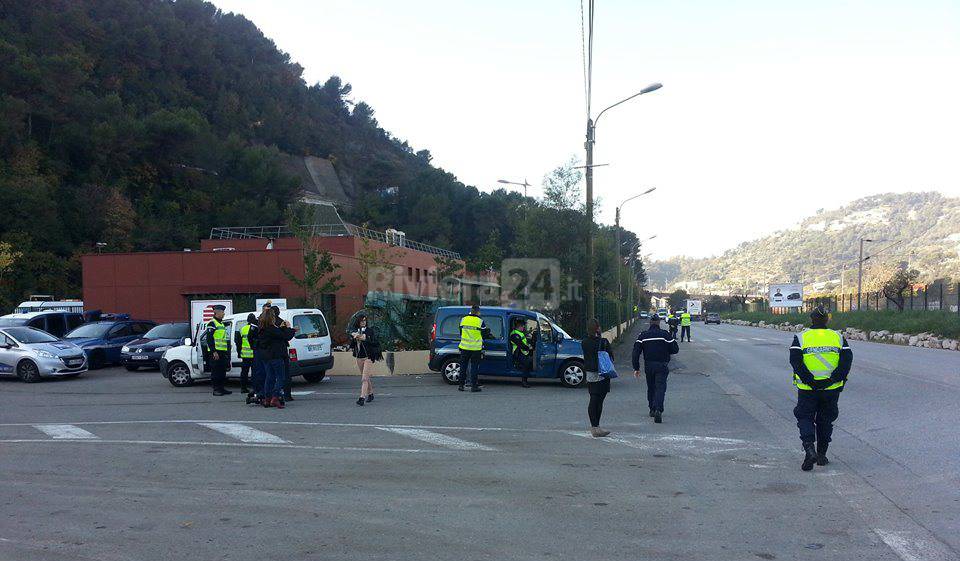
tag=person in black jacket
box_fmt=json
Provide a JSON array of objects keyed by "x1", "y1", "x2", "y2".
[
  {"x1": 257, "y1": 307, "x2": 296, "y2": 409},
  {"x1": 790, "y1": 306, "x2": 853, "y2": 470},
  {"x1": 271, "y1": 305, "x2": 296, "y2": 403},
  {"x1": 632, "y1": 314, "x2": 680, "y2": 423},
  {"x1": 581, "y1": 318, "x2": 614, "y2": 437},
  {"x1": 349, "y1": 313, "x2": 383, "y2": 406}
]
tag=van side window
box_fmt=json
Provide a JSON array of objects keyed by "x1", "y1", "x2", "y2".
[
  {"x1": 479, "y1": 315, "x2": 504, "y2": 339},
  {"x1": 45, "y1": 314, "x2": 66, "y2": 337},
  {"x1": 66, "y1": 314, "x2": 84, "y2": 331},
  {"x1": 439, "y1": 315, "x2": 465, "y2": 338},
  {"x1": 538, "y1": 317, "x2": 554, "y2": 344},
  {"x1": 27, "y1": 317, "x2": 45, "y2": 331}
]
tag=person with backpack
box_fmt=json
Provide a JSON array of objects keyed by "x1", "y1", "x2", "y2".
[
  {"x1": 632, "y1": 314, "x2": 679, "y2": 423},
  {"x1": 581, "y1": 318, "x2": 614, "y2": 437}
]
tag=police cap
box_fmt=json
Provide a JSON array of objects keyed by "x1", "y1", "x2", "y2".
[{"x1": 211, "y1": 304, "x2": 226, "y2": 311}]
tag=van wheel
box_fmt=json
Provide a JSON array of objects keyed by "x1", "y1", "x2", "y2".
[
  {"x1": 167, "y1": 362, "x2": 193, "y2": 387},
  {"x1": 302, "y1": 371, "x2": 326, "y2": 383},
  {"x1": 559, "y1": 360, "x2": 585, "y2": 388},
  {"x1": 441, "y1": 357, "x2": 462, "y2": 385},
  {"x1": 17, "y1": 360, "x2": 41, "y2": 383}
]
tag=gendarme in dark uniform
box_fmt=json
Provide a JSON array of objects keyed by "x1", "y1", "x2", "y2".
[
  {"x1": 631, "y1": 315, "x2": 679, "y2": 423},
  {"x1": 204, "y1": 304, "x2": 232, "y2": 396}
]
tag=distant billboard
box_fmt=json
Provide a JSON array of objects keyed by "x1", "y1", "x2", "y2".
[{"x1": 769, "y1": 283, "x2": 803, "y2": 308}]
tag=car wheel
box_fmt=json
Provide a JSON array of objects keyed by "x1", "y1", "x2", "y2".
[
  {"x1": 124, "y1": 364, "x2": 140, "y2": 372},
  {"x1": 17, "y1": 360, "x2": 41, "y2": 383},
  {"x1": 88, "y1": 351, "x2": 105, "y2": 370},
  {"x1": 167, "y1": 361, "x2": 193, "y2": 387},
  {"x1": 441, "y1": 357, "x2": 462, "y2": 385},
  {"x1": 302, "y1": 371, "x2": 326, "y2": 383},
  {"x1": 558, "y1": 360, "x2": 585, "y2": 388}
]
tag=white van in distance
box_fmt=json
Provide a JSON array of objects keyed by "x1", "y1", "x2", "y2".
[{"x1": 159, "y1": 308, "x2": 333, "y2": 387}]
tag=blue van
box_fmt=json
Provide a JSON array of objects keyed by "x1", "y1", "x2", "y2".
[{"x1": 428, "y1": 306, "x2": 586, "y2": 387}]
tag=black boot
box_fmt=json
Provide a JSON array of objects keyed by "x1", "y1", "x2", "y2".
[
  {"x1": 654, "y1": 410, "x2": 662, "y2": 424},
  {"x1": 801, "y1": 442, "x2": 818, "y2": 471},
  {"x1": 816, "y1": 442, "x2": 830, "y2": 466},
  {"x1": 649, "y1": 408, "x2": 656, "y2": 418},
  {"x1": 521, "y1": 378, "x2": 531, "y2": 388}
]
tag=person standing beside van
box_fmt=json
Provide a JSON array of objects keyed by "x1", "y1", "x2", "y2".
[
  {"x1": 234, "y1": 313, "x2": 257, "y2": 397},
  {"x1": 582, "y1": 318, "x2": 614, "y2": 437},
  {"x1": 204, "y1": 304, "x2": 232, "y2": 397},
  {"x1": 349, "y1": 313, "x2": 382, "y2": 406},
  {"x1": 509, "y1": 317, "x2": 533, "y2": 388},
  {"x1": 458, "y1": 305, "x2": 487, "y2": 393},
  {"x1": 257, "y1": 307, "x2": 296, "y2": 409}
]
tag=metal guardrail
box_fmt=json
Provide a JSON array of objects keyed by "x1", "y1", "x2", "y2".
[{"x1": 209, "y1": 224, "x2": 461, "y2": 259}]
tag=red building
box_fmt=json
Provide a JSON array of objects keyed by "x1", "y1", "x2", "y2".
[{"x1": 81, "y1": 222, "x2": 466, "y2": 331}]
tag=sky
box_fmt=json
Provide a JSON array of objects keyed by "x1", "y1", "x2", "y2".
[{"x1": 212, "y1": 0, "x2": 960, "y2": 259}]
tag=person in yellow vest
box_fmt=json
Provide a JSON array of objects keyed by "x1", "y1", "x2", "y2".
[
  {"x1": 204, "y1": 304, "x2": 231, "y2": 396},
  {"x1": 234, "y1": 313, "x2": 257, "y2": 400},
  {"x1": 509, "y1": 317, "x2": 533, "y2": 388},
  {"x1": 458, "y1": 305, "x2": 489, "y2": 393},
  {"x1": 680, "y1": 311, "x2": 692, "y2": 342},
  {"x1": 790, "y1": 306, "x2": 853, "y2": 471}
]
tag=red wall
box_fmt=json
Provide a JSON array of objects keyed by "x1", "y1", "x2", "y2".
[{"x1": 82, "y1": 236, "x2": 459, "y2": 327}]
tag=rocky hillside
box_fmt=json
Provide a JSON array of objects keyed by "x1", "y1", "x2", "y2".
[{"x1": 649, "y1": 192, "x2": 960, "y2": 293}]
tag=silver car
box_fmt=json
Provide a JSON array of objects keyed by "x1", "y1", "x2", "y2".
[{"x1": 0, "y1": 327, "x2": 88, "y2": 382}]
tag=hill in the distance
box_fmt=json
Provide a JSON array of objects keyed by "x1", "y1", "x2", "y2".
[{"x1": 648, "y1": 192, "x2": 960, "y2": 294}]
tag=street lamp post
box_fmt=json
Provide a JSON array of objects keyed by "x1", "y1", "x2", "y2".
[
  {"x1": 584, "y1": 83, "x2": 661, "y2": 329},
  {"x1": 614, "y1": 189, "x2": 657, "y2": 337},
  {"x1": 497, "y1": 179, "x2": 531, "y2": 198}
]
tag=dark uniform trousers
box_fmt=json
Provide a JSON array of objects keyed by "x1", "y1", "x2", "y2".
[
  {"x1": 644, "y1": 361, "x2": 669, "y2": 412},
  {"x1": 680, "y1": 325, "x2": 691, "y2": 342},
  {"x1": 210, "y1": 352, "x2": 230, "y2": 392},
  {"x1": 793, "y1": 389, "x2": 840, "y2": 444}
]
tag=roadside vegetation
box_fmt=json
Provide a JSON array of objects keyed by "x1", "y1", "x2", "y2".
[{"x1": 721, "y1": 310, "x2": 960, "y2": 340}]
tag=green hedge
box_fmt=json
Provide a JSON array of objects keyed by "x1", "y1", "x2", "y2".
[{"x1": 721, "y1": 310, "x2": 960, "y2": 340}]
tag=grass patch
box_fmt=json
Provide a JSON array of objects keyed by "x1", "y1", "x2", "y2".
[{"x1": 721, "y1": 310, "x2": 960, "y2": 340}]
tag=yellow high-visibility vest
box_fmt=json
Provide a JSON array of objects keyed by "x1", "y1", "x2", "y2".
[
  {"x1": 239, "y1": 324, "x2": 254, "y2": 358},
  {"x1": 793, "y1": 328, "x2": 844, "y2": 391},
  {"x1": 681, "y1": 313, "x2": 691, "y2": 326},
  {"x1": 210, "y1": 319, "x2": 228, "y2": 351},
  {"x1": 458, "y1": 315, "x2": 483, "y2": 351}
]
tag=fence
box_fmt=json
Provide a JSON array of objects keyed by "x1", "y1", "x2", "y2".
[{"x1": 805, "y1": 282, "x2": 960, "y2": 314}]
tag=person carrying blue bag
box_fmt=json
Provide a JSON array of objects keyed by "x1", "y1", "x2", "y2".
[
  {"x1": 581, "y1": 318, "x2": 615, "y2": 437},
  {"x1": 631, "y1": 314, "x2": 679, "y2": 423}
]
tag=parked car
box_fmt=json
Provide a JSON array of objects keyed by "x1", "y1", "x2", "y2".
[
  {"x1": 160, "y1": 308, "x2": 333, "y2": 387},
  {"x1": 63, "y1": 319, "x2": 157, "y2": 369},
  {"x1": 0, "y1": 326, "x2": 87, "y2": 382},
  {"x1": 0, "y1": 310, "x2": 86, "y2": 338},
  {"x1": 120, "y1": 322, "x2": 190, "y2": 371},
  {"x1": 428, "y1": 306, "x2": 586, "y2": 387},
  {"x1": 705, "y1": 312, "x2": 721, "y2": 324}
]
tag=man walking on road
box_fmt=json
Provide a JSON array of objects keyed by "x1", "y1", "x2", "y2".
[
  {"x1": 632, "y1": 314, "x2": 679, "y2": 423},
  {"x1": 458, "y1": 305, "x2": 488, "y2": 393},
  {"x1": 680, "y1": 310, "x2": 692, "y2": 342},
  {"x1": 790, "y1": 306, "x2": 853, "y2": 471}
]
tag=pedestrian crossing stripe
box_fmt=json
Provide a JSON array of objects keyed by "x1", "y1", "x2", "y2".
[
  {"x1": 33, "y1": 424, "x2": 98, "y2": 440},
  {"x1": 199, "y1": 422, "x2": 288, "y2": 444},
  {"x1": 718, "y1": 338, "x2": 730, "y2": 342},
  {"x1": 376, "y1": 427, "x2": 495, "y2": 451}
]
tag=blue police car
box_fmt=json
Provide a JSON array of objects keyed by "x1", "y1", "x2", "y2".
[
  {"x1": 63, "y1": 317, "x2": 156, "y2": 369},
  {"x1": 428, "y1": 306, "x2": 586, "y2": 387}
]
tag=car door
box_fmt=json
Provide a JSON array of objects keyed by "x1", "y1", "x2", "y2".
[
  {"x1": 534, "y1": 315, "x2": 558, "y2": 377},
  {"x1": 289, "y1": 312, "x2": 331, "y2": 364},
  {"x1": 105, "y1": 323, "x2": 135, "y2": 363},
  {"x1": 477, "y1": 314, "x2": 507, "y2": 376},
  {"x1": 506, "y1": 315, "x2": 537, "y2": 377}
]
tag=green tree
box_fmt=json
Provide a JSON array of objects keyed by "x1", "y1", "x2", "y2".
[{"x1": 668, "y1": 289, "x2": 690, "y2": 311}]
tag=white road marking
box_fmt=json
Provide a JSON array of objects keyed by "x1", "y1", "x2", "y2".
[
  {"x1": 736, "y1": 338, "x2": 749, "y2": 341},
  {"x1": 0, "y1": 439, "x2": 440, "y2": 454},
  {"x1": 199, "y1": 422, "x2": 288, "y2": 444},
  {"x1": 290, "y1": 391, "x2": 314, "y2": 396},
  {"x1": 32, "y1": 424, "x2": 98, "y2": 440},
  {"x1": 700, "y1": 338, "x2": 712, "y2": 342},
  {"x1": 750, "y1": 337, "x2": 767, "y2": 341},
  {"x1": 873, "y1": 529, "x2": 953, "y2": 561},
  {"x1": 377, "y1": 427, "x2": 495, "y2": 451},
  {"x1": 718, "y1": 338, "x2": 731, "y2": 342}
]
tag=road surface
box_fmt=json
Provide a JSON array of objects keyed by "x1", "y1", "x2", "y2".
[{"x1": 0, "y1": 322, "x2": 956, "y2": 561}]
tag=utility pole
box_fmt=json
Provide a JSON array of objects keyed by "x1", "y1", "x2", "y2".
[
  {"x1": 585, "y1": 118, "x2": 596, "y2": 325},
  {"x1": 613, "y1": 193, "x2": 656, "y2": 337}
]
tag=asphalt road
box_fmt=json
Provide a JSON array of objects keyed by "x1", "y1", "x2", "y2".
[{"x1": 0, "y1": 322, "x2": 957, "y2": 561}]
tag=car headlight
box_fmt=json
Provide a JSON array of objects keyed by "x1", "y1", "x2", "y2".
[
  {"x1": 121, "y1": 346, "x2": 130, "y2": 353},
  {"x1": 35, "y1": 350, "x2": 55, "y2": 359},
  {"x1": 154, "y1": 346, "x2": 171, "y2": 352}
]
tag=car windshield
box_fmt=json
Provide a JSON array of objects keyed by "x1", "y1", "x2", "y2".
[
  {"x1": 144, "y1": 323, "x2": 189, "y2": 339},
  {"x1": 5, "y1": 327, "x2": 59, "y2": 344},
  {"x1": 65, "y1": 323, "x2": 112, "y2": 338}
]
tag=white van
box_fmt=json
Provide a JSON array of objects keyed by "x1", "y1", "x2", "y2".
[{"x1": 159, "y1": 308, "x2": 333, "y2": 387}]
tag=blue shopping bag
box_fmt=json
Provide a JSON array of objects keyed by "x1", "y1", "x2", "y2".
[{"x1": 598, "y1": 350, "x2": 618, "y2": 378}]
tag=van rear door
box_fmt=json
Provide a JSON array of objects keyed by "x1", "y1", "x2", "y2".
[{"x1": 289, "y1": 311, "x2": 331, "y2": 363}]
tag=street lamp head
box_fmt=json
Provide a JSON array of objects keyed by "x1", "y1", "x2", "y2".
[
  {"x1": 642, "y1": 187, "x2": 657, "y2": 195},
  {"x1": 641, "y1": 83, "x2": 663, "y2": 94},
  {"x1": 647, "y1": 235, "x2": 657, "y2": 241},
  {"x1": 497, "y1": 179, "x2": 510, "y2": 184}
]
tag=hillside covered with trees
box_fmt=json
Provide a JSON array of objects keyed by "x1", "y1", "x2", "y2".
[
  {"x1": 648, "y1": 192, "x2": 960, "y2": 294},
  {"x1": 0, "y1": 0, "x2": 647, "y2": 315}
]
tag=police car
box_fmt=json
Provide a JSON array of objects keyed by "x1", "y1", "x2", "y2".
[
  {"x1": 0, "y1": 326, "x2": 87, "y2": 382},
  {"x1": 159, "y1": 308, "x2": 334, "y2": 387}
]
